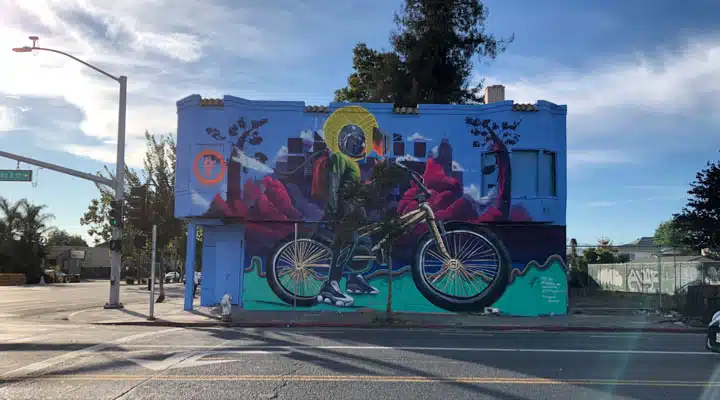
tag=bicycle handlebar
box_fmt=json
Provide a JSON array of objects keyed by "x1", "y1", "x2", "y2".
[{"x1": 395, "y1": 159, "x2": 431, "y2": 198}]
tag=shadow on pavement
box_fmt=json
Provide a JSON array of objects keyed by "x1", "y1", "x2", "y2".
[
  {"x1": 193, "y1": 327, "x2": 716, "y2": 400},
  {"x1": 2, "y1": 326, "x2": 716, "y2": 400}
]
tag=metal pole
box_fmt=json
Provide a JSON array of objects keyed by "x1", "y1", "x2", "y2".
[
  {"x1": 293, "y1": 222, "x2": 298, "y2": 313},
  {"x1": 148, "y1": 224, "x2": 157, "y2": 320},
  {"x1": 657, "y1": 246, "x2": 662, "y2": 310},
  {"x1": 11, "y1": 38, "x2": 127, "y2": 308},
  {"x1": 105, "y1": 75, "x2": 127, "y2": 309},
  {"x1": 0, "y1": 150, "x2": 114, "y2": 186}
]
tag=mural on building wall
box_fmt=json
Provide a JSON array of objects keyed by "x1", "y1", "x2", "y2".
[{"x1": 176, "y1": 97, "x2": 568, "y2": 316}]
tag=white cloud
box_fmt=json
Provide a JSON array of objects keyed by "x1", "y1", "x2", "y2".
[
  {"x1": 430, "y1": 146, "x2": 439, "y2": 157},
  {"x1": 587, "y1": 193, "x2": 688, "y2": 208},
  {"x1": 0, "y1": 0, "x2": 303, "y2": 167},
  {"x1": 0, "y1": 106, "x2": 18, "y2": 132},
  {"x1": 587, "y1": 201, "x2": 619, "y2": 208},
  {"x1": 503, "y1": 38, "x2": 720, "y2": 116},
  {"x1": 567, "y1": 150, "x2": 637, "y2": 168},
  {"x1": 407, "y1": 132, "x2": 432, "y2": 142},
  {"x1": 480, "y1": 38, "x2": 720, "y2": 168},
  {"x1": 451, "y1": 160, "x2": 465, "y2": 172}
]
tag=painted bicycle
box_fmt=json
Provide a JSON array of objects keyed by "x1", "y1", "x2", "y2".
[{"x1": 266, "y1": 160, "x2": 512, "y2": 312}]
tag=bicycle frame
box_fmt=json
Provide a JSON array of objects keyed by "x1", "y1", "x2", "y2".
[{"x1": 349, "y1": 200, "x2": 452, "y2": 261}]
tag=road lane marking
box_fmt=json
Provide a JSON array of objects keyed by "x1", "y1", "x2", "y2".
[
  {"x1": 124, "y1": 350, "x2": 292, "y2": 371},
  {"x1": 112, "y1": 344, "x2": 714, "y2": 355},
  {"x1": 3, "y1": 374, "x2": 719, "y2": 387},
  {"x1": 3, "y1": 325, "x2": 87, "y2": 344},
  {"x1": 2, "y1": 328, "x2": 181, "y2": 378},
  {"x1": 439, "y1": 332, "x2": 493, "y2": 337}
]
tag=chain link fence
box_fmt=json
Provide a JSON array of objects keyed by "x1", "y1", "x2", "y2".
[{"x1": 567, "y1": 243, "x2": 720, "y2": 316}]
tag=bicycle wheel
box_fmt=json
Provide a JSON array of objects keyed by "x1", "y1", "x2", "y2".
[
  {"x1": 411, "y1": 223, "x2": 511, "y2": 312},
  {"x1": 267, "y1": 238, "x2": 332, "y2": 307}
]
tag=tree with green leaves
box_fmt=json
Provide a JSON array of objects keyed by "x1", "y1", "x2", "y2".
[
  {"x1": 45, "y1": 229, "x2": 88, "y2": 247},
  {"x1": 82, "y1": 132, "x2": 187, "y2": 300},
  {"x1": 0, "y1": 197, "x2": 54, "y2": 282},
  {"x1": 334, "y1": 0, "x2": 512, "y2": 106},
  {"x1": 582, "y1": 238, "x2": 627, "y2": 265},
  {"x1": 654, "y1": 219, "x2": 690, "y2": 254},
  {"x1": 340, "y1": 159, "x2": 407, "y2": 319},
  {"x1": 674, "y1": 154, "x2": 720, "y2": 252}
]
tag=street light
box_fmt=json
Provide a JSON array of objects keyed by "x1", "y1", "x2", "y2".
[{"x1": 12, "y1": 35, "x2": 127, "y2": 309}]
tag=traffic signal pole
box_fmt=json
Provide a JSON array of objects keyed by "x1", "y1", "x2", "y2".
[{"x1": 106, "y1": 75, "x2": 127, "y2": 309}]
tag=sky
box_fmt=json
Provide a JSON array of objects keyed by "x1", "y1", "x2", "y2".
[{"x1": 0, "y1": 0, "x2": 719, "y2": 247}]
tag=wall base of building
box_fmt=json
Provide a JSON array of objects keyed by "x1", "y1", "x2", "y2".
[{"x1": 196, "y1": 222, "x2": 568, "y2": 317}]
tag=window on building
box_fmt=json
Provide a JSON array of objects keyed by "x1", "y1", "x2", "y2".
[
  {"x1": 482, "y1": 152, "x2": 498, "y2": 196},
  {"x1": 413, "y1": 142, "x2": 427, "y2": 158},
  {"x1": 540, "y1": 150, "x2": 557, "y2": 197},
  {"x1": 393, "y1": 142, "x2": 405, "y2": 156},
  {"x1": 511, "y1": 150, "x2": 539, "y2": 197},
  {"x1": 483, "y1": 149, "x2": 558, "y2": 198}
]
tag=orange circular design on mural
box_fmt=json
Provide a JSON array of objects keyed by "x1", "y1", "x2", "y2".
[{"x1": 193, "y1": 149, "x2": 226, "y2": 185}]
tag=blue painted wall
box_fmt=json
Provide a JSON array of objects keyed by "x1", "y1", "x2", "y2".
[
  {"x1": 199, "y1": 225, "x2": 245, "y2": 306},
  {"x1": 176, "y1": 95, "x2": 568, "y2": 315}
]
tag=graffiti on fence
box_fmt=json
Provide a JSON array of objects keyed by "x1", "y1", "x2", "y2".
[
  {"x1": 627, "y1": 268, "x2": 659, "y2": 292},
  {"x1": 596, "y1": 268, "x2": 623, "y2": 290}
]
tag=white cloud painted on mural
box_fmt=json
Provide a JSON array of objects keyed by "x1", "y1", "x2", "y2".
[
  {"x1": 463, "y1": 184, "x2": 482, "y2": 202},
  {"x1": 231, "y1": 147, "x2": 274, "y2": 174},
  {"x1": 407, "y1": 133, "x2": 432, "y2": 142},
  {"x1": 452, "y1": 161, "x2": 465, "y2": 172},
  {"x1": 274, "y1": 146, "x2": 289, "y2": 163},
  {"x1": 463, "y1": 184, "x2": 497, "y2": 203},
  {"x1": 397, "y1": 154, "x2": 420, "y2": 162},
  {"x1": 191, "y1": 190, "x2": 211, "y2": 209},
  {"x1": 300, "y1": 130, "x2": 314, "y2": 143}
]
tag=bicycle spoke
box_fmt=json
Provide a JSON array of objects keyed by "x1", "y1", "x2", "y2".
[
  {"x1": 278, "y1": 253, "x2": 296, "y2": 268},
  {"x1": 419, "y1": 229, "x2": 502, "y2": 300},
  {"x1": 431, "y1": 265, "x2": 450, "y2": 284},
  {"x1": 273, "y1": 238, "x2": 332, "y2": 299},
  {"x1": 458, "y1": 266, "x2": 486, "y2": 294},
  {"x1": 426, "y1": 248, "x2": 448, "y2": 263}
]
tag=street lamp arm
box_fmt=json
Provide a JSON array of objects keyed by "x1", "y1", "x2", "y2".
[{"x1": 31, "y1": 46, "x2": 119, "y2": 82}]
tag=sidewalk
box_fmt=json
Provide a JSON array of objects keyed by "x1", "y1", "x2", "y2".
[{"x1": 66, "y1": 298, "x2": 706, "y2": 333}]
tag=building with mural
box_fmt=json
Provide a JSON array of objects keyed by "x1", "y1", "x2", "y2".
[{"x1": 175, "y1": 85, "x2": 568, "y2": 316}]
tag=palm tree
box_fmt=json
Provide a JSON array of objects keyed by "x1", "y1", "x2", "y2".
[
  {"x1": 17, "y1": 201, "x2": 54, "y2": 244},
  {"x1": 0, "y1": 197, "x2": 54, "y2": 279},
  {"x1": 0, "y1": 196, "x2": 22, "y2": 242}
]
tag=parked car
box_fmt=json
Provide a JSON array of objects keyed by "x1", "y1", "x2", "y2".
[
  {"x1": 43, "y1": 269, "x2": 68, "y2": 283},
  {"x1": 707, "y1": 311, "x2": 720, "y2": 352},
  {"x1": 164, "y1": 271, "x2": 181, "y2": 283}
]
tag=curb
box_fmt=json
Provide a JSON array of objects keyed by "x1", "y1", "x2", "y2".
[{"x1": 86, "y1": 320, "x2": 707, "y2": 333}]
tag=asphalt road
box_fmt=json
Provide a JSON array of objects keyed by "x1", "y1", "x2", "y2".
[
  {"x1": 0, "y1": 281, "x2": 185, "y2": 319},
  {"x1": 0, "y1": 322, "x2": 717, "y2": 400}
]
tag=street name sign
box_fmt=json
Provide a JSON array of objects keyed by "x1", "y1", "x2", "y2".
[{"x1": 0, "y1": 170, "x2": 32, "y2": 182}]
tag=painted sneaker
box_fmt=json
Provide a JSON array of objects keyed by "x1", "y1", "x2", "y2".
[
  {"x1": 346, "y1": 274, "x2": 379, "y2": 295},
  {"x1": 317, "y1": 280, "x2": 355, "y2": 307}
]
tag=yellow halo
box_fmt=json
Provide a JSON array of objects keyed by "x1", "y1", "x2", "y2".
[{"x1": 322, "y1": 106, "x2": 378, "y2": 161}]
